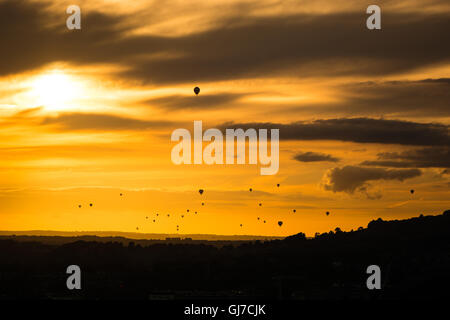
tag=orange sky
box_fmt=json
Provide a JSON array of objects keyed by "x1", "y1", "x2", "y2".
[{"x1": 0, "y1": 0, "x2": 449, "y2": 236}]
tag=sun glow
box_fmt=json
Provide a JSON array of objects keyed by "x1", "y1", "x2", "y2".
[{"x1": 29, "y1": 70, "x2": 83, "y2": 110}]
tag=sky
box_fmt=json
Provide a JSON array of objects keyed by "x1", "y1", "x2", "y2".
[{"x1": 0, "y1": 0, "x2": 449, "y2": 236}]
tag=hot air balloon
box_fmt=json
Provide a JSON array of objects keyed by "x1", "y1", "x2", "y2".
[
  {"x1": 78, "y1": 205, "x2": 81, "y2": 208},
  {"x1": 202, "y1": 202, "x2": 205, "y2": 206},
  {"x1": 277, "y1": 184, "x2": 280, "y2": 187},
  {"x1": 153, "y1": 219, "x2": 155, "y2": 222},
  {"x1": 257, "y1": 217, "x2": 260, "y2": 220},
  {"x1": 167, "y1": 214, "x2": 170, "y2": 217},
  {"x1": 187, "y1": 209, "x2": 189, "y2": 213},
  {"x1": 120, "y1": 193, "x2": 123, "y2": 196},
  {"x1": 249, "y1": 188, "x2": 253, "y2": 192},
  {"x1": 89, "y1": 203, "x2": 93, "y2": 207},
  {"x1": 259, "y1": 203, "x2": 262, "y2": 207},
  {"x1": 293, "y1": 209, "x2": 296, "y2": 213},
  {"x1": 195, "y1": 211, "x2": 197, "y2": 214},
  {"x1": 240, "y1": 224, "x2": 243, "y2": 227},
  {"x1": 194, "y1": 87, "x2": 200, "y2": 95},
  {"x1": 326, "y1": 211, "x2": 330, "y2": 216},
  {"x1": 410, "y1": 189, "x2": 414, "y2": 194},
  {"x1": 156, "y1": 213, "x2": 159, "y2": 216},
  {"x1": 278, "y1": 221, "x2": 283, "y2": 227},
  {"x1": 181, "y1": 215, "x2": 184, "y2": 218},
  {"x1": 263, "y1": 220, "x2": 266, "y2": 223},
  {"x1": 136, "y1": 227, "x2": 139, "y2": 230},
  {"x1": 146, "y1": 216, "x2": 148, "y2": 219},
  {"x1": 199, "y1": 189, "x2": 204, "y2": 195}
]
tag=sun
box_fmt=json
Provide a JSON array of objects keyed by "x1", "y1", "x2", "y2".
[{"x1": 29, "y1": 70, "x2": 82, "y2": 110}]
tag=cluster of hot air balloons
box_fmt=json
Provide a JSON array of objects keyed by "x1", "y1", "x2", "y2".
[
  {"x1": 114, "y1": 137, "x2": 364, "y2": 235},
  {"x1": 136, "y1": 187, "x2": 207, "y2": 233},
  {"x1": 244, "y1": 182, "x2": 335, "y2": 231},
  {"x1": 84, "y1": 175, "x2": 342, "y2": 236},
  {"x1": 248, "y1": 183, "x2": 290, "y2": 228}
]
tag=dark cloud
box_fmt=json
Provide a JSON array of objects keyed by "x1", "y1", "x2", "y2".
[
  {"x1": 41, "y1": 113, "x2": 176, "y2": 131},
  {"x1": 361, "y1": 147, "x2": 450, "y2": 169},
  {"x1": 293, "y1": 78, "x2": 450, "y2": 117},
  {"x1": 293, "y1": 151, "x2": 339, "y2": 162},
  {"x1": 324, "y1": 165, "x2": 422, "y2": 194},
  {"x1": 219, "y1": 118, "x2": 450, "y2": 146},
  {"x1": 116, "y1": 13, "x2": 450, "y2": 84},
  {"x1": 345, "y1": 79, "x2": 450, "y2": 117},
  {"x1": 145, "y1": 93, "x2": 245, "y2": 110},
  {"x1": 418, "y1": 78, "x2": 450, "y2": 84},
  {"x1": 1, "y1": 0, "x2": 449, "y2": 84},
  {"x1": 0, "y1": 0, "x2": 132, "y2": 76}
]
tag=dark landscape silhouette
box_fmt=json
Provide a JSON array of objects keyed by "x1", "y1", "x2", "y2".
[{"x1": 1, "y1": 210, "x2": 449, "y2": 300}]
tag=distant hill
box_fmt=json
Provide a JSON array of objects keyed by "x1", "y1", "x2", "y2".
[{"x1": 0, "y1": 230, "x2": 283, "y2": 242}]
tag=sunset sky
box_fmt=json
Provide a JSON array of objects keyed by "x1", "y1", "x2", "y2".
[{"x1": 0, "y1": 0, "x2": 449, "y2": 236}]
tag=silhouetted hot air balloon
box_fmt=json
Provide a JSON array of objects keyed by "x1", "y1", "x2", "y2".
[
  {"x1": 326, "y1": 211, "x2": 330, "y2": 216},
  {"x1": 78, "y1": 205, "x2": 81, "y2": 208},
  {"x1": 410, "y1": 189, "x2": 415, "y2": 194},
  {"x1": 146, "y1": 216, "x2": 148, "y2": 219},
  {"x1": 293, "y1": 209, "x2": 296, "y2": 213},
  {"x1": 278, "y1": 221, "x2": 283, "y2": 227},
  {"x1": 257, "y1": 217, "x2": 260, "y2": 220},
  {"x1": 199, "y1": 189, "x2": 204, "y2": 195},
  {"x1": 187, "y1": 209, "x2": 189, "y2": 213},
  {"x1": 202, "y1": 202, "x2": 205, "y2": 206},
  {"x1": 120, "y1": 193, "x2": 123, "y2": 196},
  {"x1": 136, "y1": 227, "x2": 139, "y2": 230},
  {"x1": 240, "y1": 224, "x2": 243, "y2": 227},
  {"x1": 89, "y1": 203, "x2": 93, "y2": 207},
  {"x1": 181, "y1": 215, "x2": 184, "y2": 218},
  {"x1": 277, "y1": 184, "x2": 280, "y2": 187},
  {"x1": 167, "y1": 214, "x2": 170, "y2": 217},
  {"x1": 249, "y1": 188, "x2": 253, "y2": 192},
  {"x1": 153, "y1": 219, "x2": 155, "y2": 222},
  {"x1": 263, "y1": 220, "x2": 266, "y2": 223},
  {"x1": 195, "y1": 211, "x2": 197, "y2": 214},
  {"x1": 194, "y1": 87, "x2": 200, "y2": 95},
  {"x1": 259, "y1": 203, "x2": 262, "y2": 207},
  {"x1": 156, "y1": 213, "x2": 159, "y2": 216}
]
